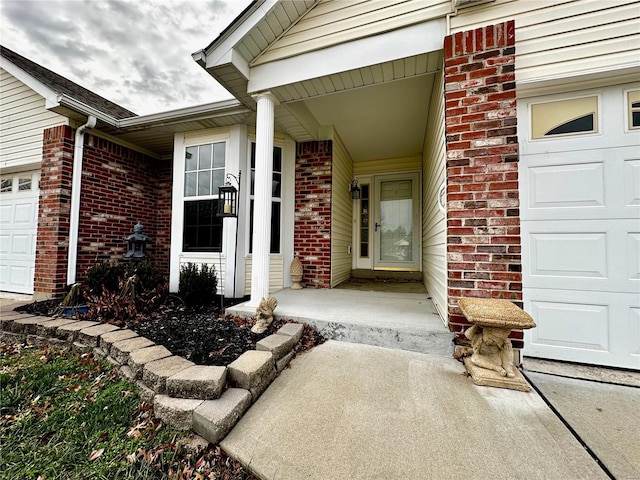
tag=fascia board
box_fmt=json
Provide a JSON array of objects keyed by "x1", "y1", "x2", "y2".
[
  {"x1": 210, "y1": 48, "x2": 251, "y2": 80},
  {"x1": 248, "y1": 18, "x2": 446, "y2": 94},
  {"x1": 118, "y1": 100, "x2": 251, "y2": 129},
  {"x1": 56, "y1": 94, "x2": 119, "y2": 125},
  {"x1": 1, "y1": 57, "x2": 60, "y2": 108},
  {"x1": 198, "y1": 0, "x2": 276, "y2": 67}
]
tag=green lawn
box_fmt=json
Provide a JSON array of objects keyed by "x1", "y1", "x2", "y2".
[{"x1": 0, "y1": 342, "x2": 255, "y2": 480}]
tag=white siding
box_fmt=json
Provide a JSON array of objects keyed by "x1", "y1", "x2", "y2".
[
  {"x1": 244, "y1": 256, "x2": 285, "y2": 295},
  {"x1": 178, "y1": 256, "x2": 226, "y2": 296},
  {"x1": 450, "y1": 0, "x2": 640, "y2": 87},
  {"x1": 0, "y1": 68, "x2": 67, "y2": 170},
  {"x1": 353, "y1": 155, "x2": 422, "y2": 177},
  {"x1": 330, "y1": 133, "x2": 353, "y2": 287},
  {"x1": 422, "y1": 69, "x2": 446, "y2": 322},
  {"x1": 254, "y1": 0, "x2": 451, "y2": 65}
]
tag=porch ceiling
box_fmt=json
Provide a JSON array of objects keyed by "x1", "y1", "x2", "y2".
[{"x1": 273, "y1": 51, "x2": 442, "y2": 162}]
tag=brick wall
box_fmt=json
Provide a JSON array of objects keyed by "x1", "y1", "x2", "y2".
[
  {"x1": 76, "y1": 134, "x2": 171, "y2": 278},
  {"x1": 34, "y1": 127, "x2": 172, "y2": 298},
  {"x1": 294, "y1": 141, "x2": 332, "y2": 288},
  {"x1": 34, "y1": 125, "x2": 74, "y2": 298},
  {"x1": 443, "y1": 20, "x2": 523, "y2": 347}
]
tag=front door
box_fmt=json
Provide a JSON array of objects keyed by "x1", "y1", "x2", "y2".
[{"x1": 373, "y1": 173, "x2": 421, "y2": 271}]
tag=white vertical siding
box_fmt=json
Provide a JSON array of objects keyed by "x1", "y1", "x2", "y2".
[
  {"x1": 422, "y1": 69, "x2": 446, "y2": 322},
  {"x1": 450, "y1": 0, "x2": 640, "y2": 86},
  {"x1": 254, "y1": 0, "x2": 451, "y2": 65},
  {"x1": 244, "y1": 256, "x2": 285, "y2": 295},
  {"x1": 0, "y1": 69, "x2": 67, "y2": 170},
  {"x1": 330, "y1": 133, "x2": 353, "y2": 287}
]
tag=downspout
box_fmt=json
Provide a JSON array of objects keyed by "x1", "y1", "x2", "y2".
[{"x1": 67, "y1": 115, "x2": 97, "y2": 285}]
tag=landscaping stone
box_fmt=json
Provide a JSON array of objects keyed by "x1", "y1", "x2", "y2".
[
  {"x1": 227, "y1": 350, "x2": 276, "y2": 400},
  {"x1": 110, "y1": 336, "x2": 155, "y2": 364},
  {"x1": 99, "y1": 329, "x2": 138, "y2": 353},
  {"x1": 136, "y1": 380, "x2": 156, "y2": 404},
  {"x1": 167, "y1": 365, "x2": 227, "y2": 400},
  {"x1": 36, "y1": 318, "x2": 77, "y2": 337},
  {"x1": 142, "y1": 356, "x2": 195, "y2": 393},
  {"x1": 7, "y1": 316, "x2": 50, "y2": 334},
  {"x1": 72, "y1": 341, "x2": 92, "y2": 353},
  {"x1": 154, "y1": 395, "x2": 203, "y2": 431},
  {"x1": 128, "y1": 345, "x2": 173, "y2": 379},
  {"x1": 93, "y1": 346, "x2": 107, "y2": 359},
  {"x1": 277, "y1": 322, "x2": 304, "y2": 344},
  {"x1": 77, "y1": 323, "x2": 120, "y2": 347},
  {"x1": 119, "y1": 365, "x2": 135, "y2": 382},
  {"x1": 56, "y1": 321, "x2": 99, "y2": 341},
  {"x1": 276, "y1": 350, "x2": 295, "y2": 373},
  {"x1": 0, "y1": 331, "x2": 23, "y2": 343},
  {"x1": 25, "y1": 334, "x2": 49, "y2": 347},
  {"x1": 256, "y1": 333, "x2": 296, "y2": 361},
  {"x1": 192, "y1": 388, "x2": 252, "y2": 444}
]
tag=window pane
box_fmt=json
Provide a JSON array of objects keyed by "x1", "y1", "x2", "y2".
[
  {"x1": 185, "y1": 172, "x2": 197, "y2": 197},
  {"x1": 198, "y1": 171, "x2": 211, "y2": 196},
  {"x1": 185, "y1": 147, "x2": 198, "y2": 171},
  {"x1": 183, "y1": 199, "x2": 223, "y2": 252},
  {"x1": 213, "y1": 142, "x2": 225, "y2": 168},
  {"x1": 633, "y1": 111, "x2": 640, "y2": 128},
  {"x1": 545, "y1": 114, "x2": 594, "y2": 136},
  {"x1": 273, "y1": 146, "x2": 282, "y2": 172},
  {"x1": 272, "y1": 173, "x2": 281, "y2": 198},
  {"x1": 270, "y1": 202, "x2": 281, "y2": 254},
  {"x1": 198, "y1": 144, "x2": 212, "y2": 170},
  {"x1": 1, "y1": 178, "x2": 12, "y2": 193},
  {"x1": 212, "y1": 170, "x2": 225, "y2": 193},
  {"x1": 18, "y1": 178, "x2": 32, "y2": 191}
]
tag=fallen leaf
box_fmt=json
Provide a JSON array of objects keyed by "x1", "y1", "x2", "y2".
[
  {"x1": 98, "y1": 431, "x2": 109, "y2": 442},
  {"x1": 88, "y1": 448, "x2": 104, "y2": 461}
]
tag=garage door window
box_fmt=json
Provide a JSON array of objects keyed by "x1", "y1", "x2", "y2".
[
  {"x1": 627, "y1": 90, "x2": 640, "y2": 130},
  {"x1": 531, "y1": 96, "x2": 598, "y2": 139},
  {"x1": 18, "y1": 177, "x2": 32, "y2": 191},
  {"x1": 0, "y1": 178, "x2": 12, "y2": 193}
]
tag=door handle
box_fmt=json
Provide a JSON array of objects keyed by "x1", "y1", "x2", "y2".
[{"x1": 375, "y1": 222, "x2": 381, "y2": 232}]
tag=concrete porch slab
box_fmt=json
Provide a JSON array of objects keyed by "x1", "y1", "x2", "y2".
[{"x1": 227, "y1": 288, "x2": 453, "y2": 356}]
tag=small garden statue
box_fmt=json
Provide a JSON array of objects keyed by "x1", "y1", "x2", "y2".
[
  {"x1": 458, "y1": 297, "x2": 536, "y2": 392},
  {"x1": 251, "y1": 296, "x2": 278, "y2": 334}
]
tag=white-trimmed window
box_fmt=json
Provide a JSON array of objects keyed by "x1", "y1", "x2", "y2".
[
  {"x1": 531, "y1": 96, "x2": 598, "y2": 139},
  {"x1": 182, "y1": 142, "x2": 226, "y2": 252},
  {"x1": 0, "y1": 177, "x2": 12, "y2": 193},
  {"x1": 628, "y1": 90, "x2": 640, "y2": 130},
  {"x1": 249, "y1": 142, "x2": 282, "y2": 254}
]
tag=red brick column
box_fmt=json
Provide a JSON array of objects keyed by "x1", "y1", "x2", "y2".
[
  {"x1": 34, "y1": 125, "x2": 74, "y2": 298},
  {"x1": 294, "y1": 141, "x2": 332, "y2": 288},
  {"x1": 443, "y1": 20, "x2": 523, "y2": 347}
]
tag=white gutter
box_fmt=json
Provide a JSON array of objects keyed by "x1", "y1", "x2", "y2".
[{"x1": 67, "y1": 115, "x2": 96, "y2": 285}]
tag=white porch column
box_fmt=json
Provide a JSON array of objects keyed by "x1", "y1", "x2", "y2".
[{"x1": 248, "y1": 92, "x2": 278, "y2": 306}]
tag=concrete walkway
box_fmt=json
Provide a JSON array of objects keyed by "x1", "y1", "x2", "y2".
[{"x1": 221, "y1": 341, "x2": 633, "y2": 480}]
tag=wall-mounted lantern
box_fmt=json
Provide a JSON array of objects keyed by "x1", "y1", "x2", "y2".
[
  {"x1": 124, "y1": 221, "x2": 149, "y2": 261},
  {"x1": 217, "y1": 171, "x2": 241, "y2": 218},
  {"x1": 350, "y1": 179, "x2": 361, "y2": 200}
]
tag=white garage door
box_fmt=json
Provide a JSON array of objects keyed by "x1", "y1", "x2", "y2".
[
  {"x1": 0, "y1": 171, "x2": 39, "y2": 294},
  {"x1": 519, "y1": 84, "x2": 640, "y2": 370}
]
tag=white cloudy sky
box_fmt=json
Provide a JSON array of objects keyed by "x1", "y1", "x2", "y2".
[{"x1": 1, "y1": 0, "x2": 253, "y2": 115}]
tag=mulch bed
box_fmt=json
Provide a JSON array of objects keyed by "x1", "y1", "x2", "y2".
[{"x1": 15, "y1": 298, "x2": 325, "y2": 367}]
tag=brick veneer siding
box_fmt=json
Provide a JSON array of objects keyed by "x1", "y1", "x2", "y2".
[
  {"x1": 294, "y1": 141, "x2": 332, "y2": 288},
  {"x1": 34, "y1": 127, "x2": 172, "y2": 298},
  {"x1": 76, "y1": 134, "x2": 171, "y2": 278},
  {"x1": 443, "y1": 20, "x2": 523, "y2": 348},
  {"x1": 34, "y1": 125, "x2": 75, "y2": 298}
]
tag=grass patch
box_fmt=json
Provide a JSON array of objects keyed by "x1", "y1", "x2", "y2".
[{"x1": 0, "y1": 342, "x2": 256, "y2": 480}]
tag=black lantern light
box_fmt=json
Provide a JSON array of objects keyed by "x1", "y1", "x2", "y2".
[
  {"x1": 350, "y1": 179, "x2": 361, "y2": 200},
  {"x1": 217, "y1": 171, "x2": 241, "y2": 218},
  {"x1": 124, "y1": 221, "x2": 149, "y2": 261}
]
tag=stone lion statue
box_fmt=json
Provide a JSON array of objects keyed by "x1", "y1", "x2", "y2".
[{"x1": 251, "y1": 296, "x2": 278, "y2": 334}]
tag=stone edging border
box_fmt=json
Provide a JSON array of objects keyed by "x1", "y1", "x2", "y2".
[{"x1": 0, "y1": 311, "x2": 304, "y2": 444}]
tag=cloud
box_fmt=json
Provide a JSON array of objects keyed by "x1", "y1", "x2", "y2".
[{"x1": 1, "y1": 0, "x2": 252, "y2": 114}]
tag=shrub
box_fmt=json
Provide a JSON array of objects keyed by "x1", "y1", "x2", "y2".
[
  {"x1": 179, "y1": 263, "x2": 218, "y2": 310},
  {"x1": 85, "y1": 261, "x2": 166, "y2": 294}
]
